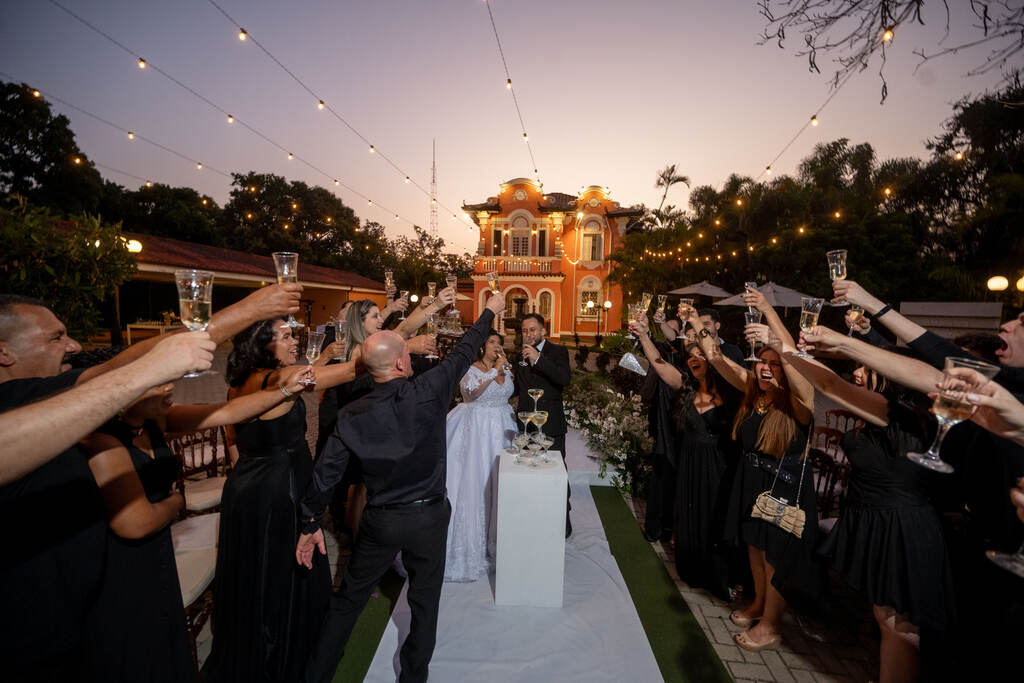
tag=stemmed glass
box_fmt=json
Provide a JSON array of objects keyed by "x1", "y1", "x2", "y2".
[
  {"x1": 333, "y1": 320, "x2": 348, "y2": 362},
  {"x1": 485, "y1": 271, "x2": 500, "y2": 295},
  {"x1": 529, "y1": 410, "x2": 549, "y2": 466},
  {"x1": 515, "y1": 411, "x2": 534, "y2": 464},
  {"x1": 640, "y1": 292, "x2": 653, "y2": 315},
  {"x1": 424, "y1": 316, "x2": 439, "y2": 360},
  {"x1": 445, "y1": 273, "x2": 458, "y2": 314},
  {"x1": 795, "y1": 297, "x2": 824, "y2": 359},
  {"x1": 657, "y1": 295, "x2": 667, "y2": 314},
  {"x1": 301, "y1": 330, "x2": 325, "y2": 385},
  {"x1": 533, "y1": 432, "x2": 554, "y2": 464},
  {"x1": 174, "y1": 269, "x2": 215, "y2": 378},
  {"x1": 744, "y1": 282, "x2": 759, "y2": 315},
  {"x1": 846, "y1": 304, "x2": 865, "y2": 337},
  {"x1": 398, "y1": 290, "x2": 410, "y2": 320},
  {"x1": 272, "y1": 252, "x2": 304, "y2": 328},
  {"x1": 426, "y1": 281, "x2": 437, "y2": 305},
  {"x1": 744, "y1": 310, "x2": 764, "y2": 361},
  {"x1": 384, "y1": 270, "x2": 395, "y2": 300},
  {"x1": 906, "y1": 356, "x2": 1000, "y2": 473},
  {"x1": 528, "y1": 388, "x2": 544, "y2": 412},
  {"x1": 826, "y1": 249, "x2": 848, "y2": 305}
]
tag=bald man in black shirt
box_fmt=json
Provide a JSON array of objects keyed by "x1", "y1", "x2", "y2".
[{"x1": 297, "y1": 291, "x2": 506, "y2": 683}]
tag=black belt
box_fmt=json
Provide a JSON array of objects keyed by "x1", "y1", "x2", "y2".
[
  {"x1": 745, "y1": 452, "x2": 795, "y2": 485},
  {"x1": 367, "y1": 493, "x2": 445, "y2": 511}
]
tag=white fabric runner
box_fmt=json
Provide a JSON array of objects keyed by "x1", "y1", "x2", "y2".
[{"x1": 364, "y1": 431, "x2": 663, "y2": 682}]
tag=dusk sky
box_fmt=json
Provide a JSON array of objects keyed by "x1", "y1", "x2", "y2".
[{"x1": 0, "y1": 1, "x2": 1012, "y2": 253}]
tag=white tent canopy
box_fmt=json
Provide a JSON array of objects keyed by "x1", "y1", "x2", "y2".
[{"x1": 667, "y1": 280, "x2": 734, "y2": 298}]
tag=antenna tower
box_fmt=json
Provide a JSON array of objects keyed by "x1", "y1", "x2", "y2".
[{"x1": 429, "y1": 139, "x2": 438, "y2": 237}]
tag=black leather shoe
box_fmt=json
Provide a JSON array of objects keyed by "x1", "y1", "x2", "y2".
[{"x1": 642, "y1": 530, "x2": 659, "y2": 542}]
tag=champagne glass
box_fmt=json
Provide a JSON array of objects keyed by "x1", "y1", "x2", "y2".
[
  {"x1": 744, "y1": 310, "x2": 764, "y2": 362},
  {"x1": 512, "y1": 431, "x2": 531, "y2": 464},
  {"x1": 744, "y1": 281, "x2": 759, "y2": 316},
  {"x1": 424, "y1": 316, "x2": 439, "y2": 360},
  {"x1": 987, "y1": 542, "x2": 1024, "y2": 578},
  {"x1": 174, "y1": 269, "x2": 215, "y2": 378},
  {"x1": 826, "y1": 249, "x2": 848, "y2": 305},
  {"x1": 528, "y1": 387, "x2": 544, "y2": 412},
  {"x1": 657, "y1": 294, "x2": 667, "y2": 313},
  {"x1": 301, "y1": 330, "x2": 325, "y2": 385},
  {"x1": 445, "y1": 273, "x2": 458, "y2": 314},
  {"x1": 426, "y1": 281, "x2": 437, "y2": 306},
  {"x1": 795, "y1": 297, "x2": 824, "y2": 359},
  {"x1": 537, "y1": 433, "x2": 555, "y2": 463},
  {"x1": 846, "y1": 304, "x2": 864, "y2": 337},
  {"x1": 640, "y1": 292, "x2": 653, "y2": 314},
  {"x1": 272, "y1": 252, "x2": 304, "y2": 328},
  {"x1": 384, "y1": 270, "x2": 395, "y2": 299},
  {"x1": 517, "y1": 410, "x2": 534, "y2": 433},
  {"x1": 531, "y1": 409, "x2": 548, "y2": 437},
  {"x1": 907, "y1": 356, "x2": 1000, "y2": 473},
  {"x1": 398, "y1": 290, "x2": 410, "y2": 320},
  {"x1": 333, "y1": 320, "x2": 348, "y2": 362},
  {"x1": 485, "y1": 270, "x2": 500, "y2": 295}
]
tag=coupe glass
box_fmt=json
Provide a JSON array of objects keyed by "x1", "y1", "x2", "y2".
[
  {"x1": 907, "y1": 356, "x2": 1000, "y2": 473},
  {"x1": 175, "y1": 269, "x2": 215, "y2": 377},
  {"x1": 826, "y1": 249, "x2": 848, "y2": 305},
  {"x1": 743, "y1": 310, "x2": 764, "y2": 362},
  {"x1": 272, "y1": 252, "x2": 304, "y2": 328},
  {"x1": 301, "y1": 330, "x2": 325, "y2": 385},
  {"x1": 795, "y1": 297, "x2": 824, "y2": 358},
  {"x1": 528, "y1": 388, "x2": 544, "y2": 412}
]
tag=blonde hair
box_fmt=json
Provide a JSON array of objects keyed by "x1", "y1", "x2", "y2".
[{"x1": 731, "y1": 352, "x2": 797, "y2": 458}]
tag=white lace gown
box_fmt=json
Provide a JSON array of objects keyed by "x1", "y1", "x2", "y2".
[{"x1": 444, "y1": 364, "x2": 517, "y2": 582}]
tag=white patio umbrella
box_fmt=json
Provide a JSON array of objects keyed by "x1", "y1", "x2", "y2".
[
  {"x1": 667, "y1": 280, "x2": 734, "y2": 299},
  {"x1": 713, "y1": 281, "x2": 830, "y2": 311}
]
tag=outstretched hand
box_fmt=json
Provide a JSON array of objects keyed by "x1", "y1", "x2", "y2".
[
  {"x1": 485, "y1": 290, "x2": 506, "y2": 315},
  {"x1": 296, "y1": 529, "x2": 326, "y2": 569},
  {"x1": 628, "y1": 316, "x2": 650, "y2": 337},
  {"x1": 799, "y1": 325, "x2": 847, "y2": 354},
  {"x1": 742, "y1": 287, "x2": 770, "y2": 313},
  {"x1": 141, "y1": 331, "x2": 216, "y2": 384}
]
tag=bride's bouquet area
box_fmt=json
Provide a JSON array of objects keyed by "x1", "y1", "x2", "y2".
[{"x1": 565, "y1": 371, "x2": 652, "y2": 492}]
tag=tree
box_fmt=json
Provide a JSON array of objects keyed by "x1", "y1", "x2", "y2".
[
  {"x1": 0, "y1": 81, "x2": 103, "y2": 214},
  {"x1": 97, "y1": 181, "x2": 222, "y2": 245},
  {"x1": 759, "y1": 1, "x2": 1024, "y2": 102},
  {"x1": 0, "y1": 196, "x2": 137, "y2": 339}
]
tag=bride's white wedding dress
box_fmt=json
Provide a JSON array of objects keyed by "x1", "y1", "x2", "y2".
[{"x1": 444, "y1": 364, "x2": 516, "y2": 582}]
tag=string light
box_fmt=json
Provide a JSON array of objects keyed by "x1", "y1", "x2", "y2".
[
  {"x1": 196, "y1": 162, "x2": 202, "y2": 170},
  {"x1": 227, "y1": 114, "x2": 234, "y2": 123},
  {"x1": 137, "y1": 58, "x2": 146, "y2": 69},
  {"x1": 882, "y1": 29, "x2": 894, "y2": 42},
  {"x1": 954, "y1": 151, "x2": 964, "y2": 160},
  {"x1": 505, "y1": 78, "x2": 512, "y2": 89},
  {"x1": 32, "y1": 89, "x2": 41, "y2": 98},
  {"x1": 736, "y1": 199, "x2": 742, "y2": 206},
  {"x1": 368, "y1": 145, "x2": 375, "y2": 154},
  {"x1": 145, "y1": 180, "x2": 152, "y2": 187},
  {"x1": 127, "y1": 131, "x2": 134, "y2": 139},
  {"x1": 834, "y1": 211, "x2": 841, "y2": 219},
  {"x1": 522, "y1": 133, "x2": 529, "y2": 142},
  {"x1": 238, "y1": 28, "x2": 247, "y2": 41},
  {"x1": 287, "y1": 152, "x2": 294, "y2": 160},
  {"x1": 317, "y1": 100, "x2": 325, "y2": 110},
  {"x1": 884, "y1": 187, "x2": 892, "y2": 196},
  {"x1": 765, "y1": 166, "x2": 772, "y2": 175},
  {"x1": 404, "y1": 176, "x2": 410, "y2": 183},
  {"x1": 811, "y1": 115, "x2": 818, "y2": 126},
  {"x1": 73, "y1": 156, "x2": 81, "y2": 164}
]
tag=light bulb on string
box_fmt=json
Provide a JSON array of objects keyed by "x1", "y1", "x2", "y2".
[
  {"x1": 811, "y1": 115, "x2": 819, "y2": 126},
  {"x1": 137, "y1": 58, "x2": 146, "y2": 69},
  {"x1": 954, "y1": 151, "x2": 964, "y2": 160},
  {"x1": 405, "y1": 176, "x2": 410, "y2": 183},
  {"x1": 765, "y1": 166, "x2": 772, "y2": 175},
  {"x1": 287, "y1": 152, "x2": 294, "y2": 160},
  {"x1": 127, "y1": 131, "x2": 134, "y2": 140},
  {"x1": 333, "y1": 179, "x2": 339, "y2": 186},
  {"x1": 32, "y1": 89, "x2": 41, "y2": 98},
  {"x1": 317, "y1": 100, "x2": 325, "y2": 110},
  {"x1": 369, "y1": 145, "x2": 375, "y2": 154},
  {"x1": 145, "y1": 180, "x2": 152, "y2": 188},
  {"x1": 227, "y1": 114, "x2": 234, "y2": 124},
  {"x1": 505, "y1": 78, "x2": 512, "y2": 89},
  {"x1": 882, "y1": 28, "x2": 893, "y2": 42},
  {"x1": 73, "y1": 156, "x2": 81, "y2": 165},
  {"x1": 367, "y1": 200, "x2": 372, "y2": 206},
  {"x1": 736, "y1": 199, "x2": 743, "y2": 206},
  {"x1": 522, "y1": 133, "x2": 529, "y2": 142},
  {"x1": 238, "y1": 28, "x2": 247, "y2": 41},
  {"x1": 196, "y1": 162, "x2": 202, "y2": 170}
]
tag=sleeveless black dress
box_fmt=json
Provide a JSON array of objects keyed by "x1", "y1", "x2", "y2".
[
  {"x1": 820, "y1": 403, "x2": 955, "y2": 630},
  {"x1": 722, "y1": 410, "x2": 821, "y2": 599},
  {"x1": 85, "y1": 419, "x2": 193, "y2": 682},
  {"x1": 201, "y1": 382, "x2": 331, "y2": 682},
  {"x1": 674, "y1": 403, "x2": 736, "y2": 599}
]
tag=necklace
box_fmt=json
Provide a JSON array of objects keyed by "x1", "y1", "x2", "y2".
[{"x1": 754, "y1": 395, "x2": 772, "y2": 414}]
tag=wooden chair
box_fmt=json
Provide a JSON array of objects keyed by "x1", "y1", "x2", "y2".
[
  {"x1": 169, "y1": 426, "x2": 228, "y2": 515},
  {"x1": 809, "y1": 426, "x2": 851, "y2": 525},
  {"x1": 825, "y1": 409, "x2": 864, "y2": 436}
]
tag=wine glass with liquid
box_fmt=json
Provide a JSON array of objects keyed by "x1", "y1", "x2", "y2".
[
  {"x1": 528, "y1": 387, "x2": 544, "y2": 412},
  {"x1": 424, "y1": 317, "x2": 439, "y2": 360},
  {"x1": 174, "y1": 269, "x2": 215, "y2": 378},
  {"x1": 640, "y1": 292, "x2": 653, "y2": 314},
  {"x1": 301, "y1": 330, "x2": 325, "y2": 385},
  {"x1": 333, "y1": 320, "x2": 348, "y2": 362},
  {"x1": 657, "y1": 295, "x2": 667, "y2": 313},
  {"x1": 826, "y1": 249, "x2": 848, "y2": 305},
  {"x1": 906, "y1": 356, "x2": 1000, "y2": 473},
  {"x1": 445, "y1": 273, "x2": 458, "y2": 314},
  {"x1": 531, "y1": 409, "x2": 548, "y2": 438},
  {"x1": 272, "y1": 252, "x2": 304, "y2": 328},
  {"x1": 744, "y1": 310, "x2": 764, "y2": 362},
  {"x1": 795, "y1": 297, "x2": 824, "y2": 358},
  {"x1": 426, "y1": 281, "x2": 437, "y2": 306},
  {"x1": 398, "y1": 290, "x2": 410, "y2": 320},
  {"x1": 485, "y1": 271, "x2": 500, "y2": 295},
  {"x1": 744, "y1": 282, "x2": 759, "y2": 316},
  {"x1": 845, "y1": 304, "x2": 864, "y2": 337}
]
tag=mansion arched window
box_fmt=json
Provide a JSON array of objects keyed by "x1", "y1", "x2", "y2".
[
  {"x1": 577, "y1": 277, "x2": 601, "y2": 318},
  {"x1": 539, "y1": 291, "x2": 552, "y2": 319},
  {"x1": 510, "y1": 215, "x2": 530, "y2": 257},
  {"x1": 582, "y1": 220, "x2": 604, "y2": 261}
]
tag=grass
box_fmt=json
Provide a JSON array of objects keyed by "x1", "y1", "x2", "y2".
[
  {"x1": 332, "y1": 568, "x2": 406, "y2": 683},
  {"x1": 590, "y1": 486, "x2": 732, "y2": 683}
]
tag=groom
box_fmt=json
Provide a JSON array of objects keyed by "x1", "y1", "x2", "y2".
[{"x1": 514, "y1": 313, "x2": 573, "y2": 536}]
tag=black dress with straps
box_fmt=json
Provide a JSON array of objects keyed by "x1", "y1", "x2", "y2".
[
  {"x1": 85, "y1": 419, "x2": 193, "y2": 682},
  {"x1": 201, "y1": 377, "x2": 330, "y2": 682},
  {"x1": 722, "y1": 410, "x2": 822, "y2": 600}
]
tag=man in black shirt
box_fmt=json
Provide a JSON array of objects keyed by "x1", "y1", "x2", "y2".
[{"x1": 297, "y1": 291, "x2": 505, "y2": 683}]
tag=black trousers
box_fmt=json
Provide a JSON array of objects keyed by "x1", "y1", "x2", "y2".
[
  {"x1": 644, "y1": 450, "x2": 676, "y2": 538},
  {"x1": 305, "y1": 499, "x2": 451, "y2": 683},
  {"x1": 551, "y1": 433, "x2": 571, "y2": 528}
]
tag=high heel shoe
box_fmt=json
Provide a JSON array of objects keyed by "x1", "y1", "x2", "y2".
[
  {"x1": 729, "y1": 610, "x2": 756, "y2": 628},
  {"x1": 734, "y1": 630, "x2": 781, "y2": 652}
]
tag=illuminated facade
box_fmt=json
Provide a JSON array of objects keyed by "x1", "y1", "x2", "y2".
[{"x1": 463, "y1": 178, "x2": 642, "y2": 341}]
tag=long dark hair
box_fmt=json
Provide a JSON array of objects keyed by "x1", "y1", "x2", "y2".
[
  {"x1": 225, "y1": 319, "x2": 282, "y2": 387},
  {"x1": 673, "y1": 343, "x2": 739, "y2": 431},
  {"x1": 478, "y1": 329, "x2": 503, "y2": 361}
]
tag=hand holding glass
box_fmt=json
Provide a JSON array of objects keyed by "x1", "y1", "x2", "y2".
[
  {"x1": 744, "y1": 310, "x2": 764, "y2": 361},
  {"x1": 795, "y1": 297, "x2": 824, "y2": 359},
  {"x1": 272, "y1": 252, "x2": 304, "y2": 328},
  {"x1": 826, "y1": 250, "x2": 848, "y2": 305},
  {"x1": 175, "y1": 269, "x2": 215, "y2": 377},
  {"x1": 302, "y1": 330, "x2": 325, "y2": 385}
]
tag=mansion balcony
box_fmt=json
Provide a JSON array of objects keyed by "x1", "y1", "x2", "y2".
[{"x1": 474, "y1": 256, "x2": 563, "y2": 277}]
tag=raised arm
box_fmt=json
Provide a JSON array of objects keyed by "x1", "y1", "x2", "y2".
[
  {"x1": 754, "y1": 325, "x2": 815, "y2": 422},
  {"x1": 395, "y1": 288, "x2": 455, "y2": 339},
  {"x1": 0, "y1": 332, "x2": 214, "y2": 486},
  {"x1": 800, "y1": 325, "x2": 943, "y2": 396},
  {"x1": 653, "y1": 308, "x2": 680, "y2": 342},
  {"x1": 630, "y1": 316, "x2": 683, "y2": 390},
  {"x1": 83, "y1": 432, "x2": 185, "y2": 539},
  {"x1": 743, "y1": 286, "x2": 795, "y2": 348},
  {"x1": 778, "y1": 344, "x2": 890, "y2": 427},
  {"x1": 78, "y1": 283, "x2": 302, "y2": 384},
  {"x1": 686, "y1": 304, "x2": 747, "y2": 391},
  {"x1": 832, "y1": 280, "x2": 927, "y2": 345}
]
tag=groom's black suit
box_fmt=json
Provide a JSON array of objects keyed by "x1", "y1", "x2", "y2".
[{"x1": 514, "y1": 338, "x2": 572, "y2": 534}]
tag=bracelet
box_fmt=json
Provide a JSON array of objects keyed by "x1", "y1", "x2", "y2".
[
  {"x1": 280, "y1": 386, "x2": 293, "y2": 399},
  {"x1": 875, "y1": 304, "x2": 892, "y2": 317}
]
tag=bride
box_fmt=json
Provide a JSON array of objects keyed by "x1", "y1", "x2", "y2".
[{"x1": 444, "y1": 329, "x2": 517, "y2": 582}]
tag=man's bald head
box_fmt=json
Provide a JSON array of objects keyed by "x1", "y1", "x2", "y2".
[{"x1": 362, "y1": 330, "x2": 411, "y2": 380}]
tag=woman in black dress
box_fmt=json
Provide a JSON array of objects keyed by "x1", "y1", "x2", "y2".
[
  {"x1": 693, "y1": 292, "x2": 817, "y2": 653},
  {"x1": 796, "y1": 326, "x2": 955, "y2": 683},
  {"x1": 201, "y1": 317, "x2": 361, "y2": 682},
  {"x1": 632, "y1": 316, "x2": 739, "y2": 599},
  {"x1": 81, "y1": 367, "x2": 312, "y2": 682}
]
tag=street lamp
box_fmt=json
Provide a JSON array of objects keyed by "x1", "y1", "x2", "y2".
[{"x1": 602, "y1": 299, "x2": 612, "y2": 335}]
